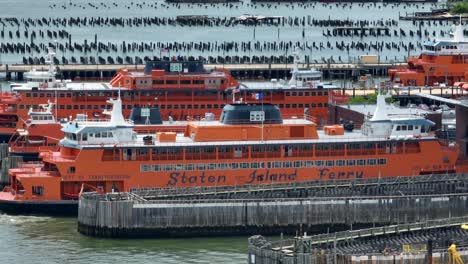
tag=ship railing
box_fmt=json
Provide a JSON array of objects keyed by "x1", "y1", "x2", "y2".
[
  {"x1": 13, "y1": 167, "x2": 36, "y2": 174},
  {"x1": 130, "y1": 192, "x2": 468, "y2": 204},
  {"x1": 127, "y1": 173, "x2": 468, "y2": 199},
  {"x1": 15, "y1": 168, "x2": 60, "y2": 177},
  {"x1": 438, "y1": 139, "x2": 457, "y2": 148},
  {"x1": 39, "y1": 150, "x2": 54, "y2": 159},
  {"x1": 17, "y1": 161, "x2": 43, "y2": 168},
  {"x1": 10, "y1": 146, "x2": 50, "y2": 153},
  {"x1": 0, "y1": 91, "x2": 21, "y2": 100},
  {"x1": 0, "y1": 104, "x2": 17, "y2": 113},
  {"x1": 36, "y1": 171, "x2": 60, "y2": 177},
  {"x1": 73, "y1": 133, "x2": 437, "y2": 147},
  {"x1": 38, "y1": 146, "x2": 59, "y2": 153},
  {"x1": 256, "y1": 215, "x2": 468, "y2": 250},
  {"x1": 72, "y1": 119, "x2": 135, "y2": 125},
  {"x1": 41, "y1": 152, "x2": 75, "y2": 162}
]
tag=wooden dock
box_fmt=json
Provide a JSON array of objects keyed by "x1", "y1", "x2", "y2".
[
  {"x1": 0, "y1": 62, "x2": 402, "y2": 81},
  {"x1": 248, "y1": 216, "x2": 468, "y2": 264},
  {"x1": 77, "y1": 173, "x2": 468, "y2": 238}
]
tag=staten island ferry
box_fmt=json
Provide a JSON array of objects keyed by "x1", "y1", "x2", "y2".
[
  {"x1": 389, "y1": 22, "x2": 468, "y2": 87},
  {"x1": 0, "y1": 49, "x2": 337, "y2": 142},
  {"x1": 0, "y1": 89, "x2": 465, "y2": 215}
]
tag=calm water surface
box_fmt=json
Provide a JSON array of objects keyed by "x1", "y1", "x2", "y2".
[
  {"x1": 0, "y1": 214, "x2": 247, "y2": 264},
  {"x1": 0, "y1": 0, "x2": 452, "y2": 64}
]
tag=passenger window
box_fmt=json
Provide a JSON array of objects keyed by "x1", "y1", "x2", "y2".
[{"x1": 32, "y1": 186, "x2": 44, "y2": 196}]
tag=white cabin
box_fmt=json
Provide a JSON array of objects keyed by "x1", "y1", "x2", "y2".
[
  {"x1": 361, "y1": 92, "x2": 434, "y2": 138},
  {"x1": 60, "y1": 93, "x2": 135, "y2": 147}
]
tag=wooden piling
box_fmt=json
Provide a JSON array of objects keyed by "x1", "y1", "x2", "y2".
[
  {"x1": 0, "y1": 144, "x2": 22, "y2": 187},
  {"x1": 78, "y1": 190, "x2": 468, "y2": 238}
]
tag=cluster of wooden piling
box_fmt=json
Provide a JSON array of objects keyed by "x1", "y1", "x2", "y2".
[
  {"x1": 44, "y1": 2, "x2": 439, "y2": 10},
  {"x1": 1, "y1": 12, "x2": 466, "y2": 66},
  {"x1": 0, "y1": 143, "x2": 23, "y2": 188},
  {"x1": 0, "y1": 16, "x2": 400, "y2": 28},
  {"x1": 78, "y1": 173, "x2": 468, "y2": 238},
  {"x1": 248, "y1": 216, "x2": 468, "y2": 264}
]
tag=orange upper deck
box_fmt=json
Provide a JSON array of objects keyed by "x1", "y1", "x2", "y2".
[
  {"x1": 389, "y1": 25, "x2": 468, "y2": 86},
  {"x1": 110, "y1": 60, "x2": 239, "y2": 90}
]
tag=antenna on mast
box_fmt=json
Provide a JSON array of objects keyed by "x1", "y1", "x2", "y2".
[{"x1": 118, "y1": 82, "x2": 121, "y2": 100}]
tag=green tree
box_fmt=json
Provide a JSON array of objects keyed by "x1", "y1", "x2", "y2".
[{"x1": 451, "y1": 1, "x2": 468, "y2": 14}]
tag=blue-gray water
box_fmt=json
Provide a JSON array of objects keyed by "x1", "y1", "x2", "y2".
[
  {"x1": 0, "y1": 0, "x2": 456, "y2": 64},
  {"x1": 0, "y1": 214, "x2": 247, "y2": 263}
]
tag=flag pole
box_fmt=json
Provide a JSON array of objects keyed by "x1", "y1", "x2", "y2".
[{"x1": 261, "y1": 96, "x2": 264, "y2": 142}]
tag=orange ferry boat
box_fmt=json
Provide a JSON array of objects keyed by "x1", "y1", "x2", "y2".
[
  {"x1": 388, "y1": 23, "x2": 468, "y2": 87},
  {"x1": 0, "y1": 49, "x2": 336, "y2": 142},
  {"x1": 0, "y1": 91, "x2": 466, "y2": 214}
]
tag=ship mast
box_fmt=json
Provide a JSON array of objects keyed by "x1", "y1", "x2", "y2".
[
  {"x1": 45, "y1": 47, "x2": 56, "y2": 77},
  {"x1": 288, "y1": 48, "x2": 301, "y2": 87},
  {"x1": 453, "y1": 16, "x2": 464, "y2": 43}
]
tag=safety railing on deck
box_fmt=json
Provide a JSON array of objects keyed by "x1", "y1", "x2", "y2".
[
  {"x1": 124, "y1": 173, "x2": 468, "y2": 201},
  {"x1": 0, "y1": 105, "x2": 17, "y2": 113},
  {"x1": 10, "y1": 145, "x2": 56, "y2": 153},
  {"x1": 317, "y1": 216, "x2": 468, "y2": 245}
]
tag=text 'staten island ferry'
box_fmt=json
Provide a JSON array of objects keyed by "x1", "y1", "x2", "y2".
[
  {"x1": 0, "y1": 48, "x2": 339, "y2": 141},
  {"x1": 0, "y1": 90, "x2": 466, "y2": 214},
  {"x1": 389, "y1": 22, "x2": 468, "y2": 87}
]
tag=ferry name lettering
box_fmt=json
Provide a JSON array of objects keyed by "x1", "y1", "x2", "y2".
[
  {"x1": 246, "y1": 169, "x2": 297, "y2": 184},
  {"x1": 319, "y1": 168, "x2": 363, "y2": 180},
  {"x1": 167, "y1": 171, "x2": 226, "y2": 186},
  {"x1": 88, "y1": 175, "x2": 131, "y2": 180}
]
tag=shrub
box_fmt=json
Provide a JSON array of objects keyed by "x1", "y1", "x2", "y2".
[{"x1": 451, "y1": 1, "x2": 468, "y2": 14}]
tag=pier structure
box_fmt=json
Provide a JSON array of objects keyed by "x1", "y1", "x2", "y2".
[
  {"x1": 248, "y1": 216, "x2": 468, "y2": 264},
  {"x1": 0, "y1": 62, "x2": 397, "y2": 82},
  {"x1": 78, "y1": 173, "x2": 468, "y2": 238}
]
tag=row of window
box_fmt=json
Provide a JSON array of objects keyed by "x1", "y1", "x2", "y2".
[
  {"x1": 118, "y1": 142, "x2": 415, "y2": 158},
  {"x1": 279, "y1": 103, "x2": 327, "y2": 109},
  {"x1": 19, "y1": 103, "x2": 327, "y2": 111},
  {"x1": 285, "y1": 91, "x2": 327, "y2": 97},
  {"x1": 140, "y1": 158, "x2": 388, "y2": 172},
  {"x1": 395, "y1": 125, "x2": 417, "y2": 131},
  {"x1": 65, "y1": 131, "x2": 114, "y2": 141},
  {"x1": 24, "y1": 90, "x2": 329, "y2": 98},
  {"x1": 19, "y1": 104, "x2": 227, "y2": 111},
  {"x1": 31, "y1": 115, "x2": 54, "y2": 121},
  {"x1": 26, "y1": 92, "x2": 72, "y2": 98},
  {"x1": 128, "y1": 79, "x2": 218, "y2": 85}
]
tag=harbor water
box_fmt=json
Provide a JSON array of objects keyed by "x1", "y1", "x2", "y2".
[
  {"x1": 0, "y1": 0, "x2": 457, "y2": 64},
  {"x1": 0, "y1": 214, "x2": 247, "y2": 263}
]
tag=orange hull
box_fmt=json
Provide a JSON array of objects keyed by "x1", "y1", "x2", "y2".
[{"x1": 5, "y1": 139, "x2": 462, "y2": 202}]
